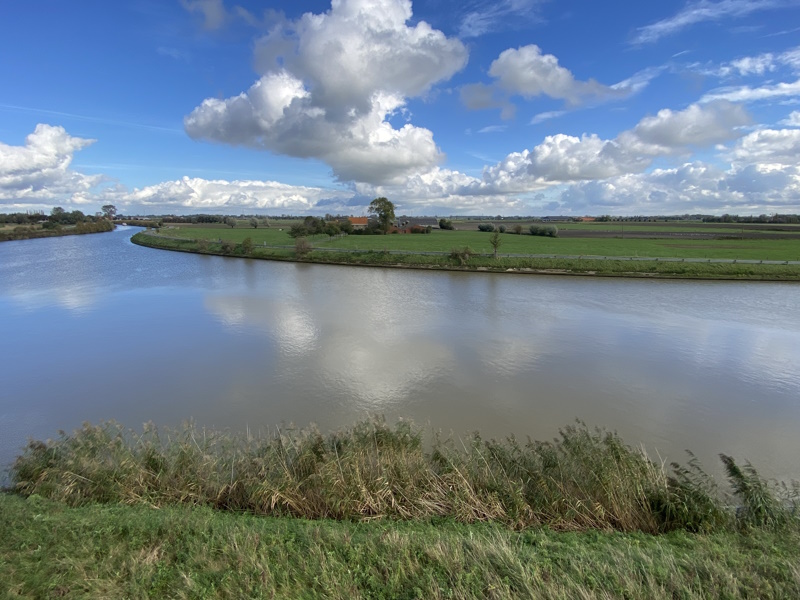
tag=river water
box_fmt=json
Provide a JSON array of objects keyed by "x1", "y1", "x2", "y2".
[{"x1": 1, "y1": 227, "x2": 799, "y2": 482}]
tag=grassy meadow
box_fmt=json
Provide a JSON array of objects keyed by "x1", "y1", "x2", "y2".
[
  {"x1": 133, "y1": 228, "x2": 800, "y2": 280},
  {"x1": 3, "y1": 418, "x2": 800, "y2": 598},
  {"x1": 151, "y1": 221, "x2": 800, "y2": 261}
]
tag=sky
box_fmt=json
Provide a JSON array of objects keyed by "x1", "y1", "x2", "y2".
[{"x1": 1, "y1": 0, "x2": 800, "y2": 217}]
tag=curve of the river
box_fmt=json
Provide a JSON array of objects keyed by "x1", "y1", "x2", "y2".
[{"x1": 1, "y1": 226, "x2": 799, "y2": 483}]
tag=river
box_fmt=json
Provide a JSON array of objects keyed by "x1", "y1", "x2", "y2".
[{"x1": 1, "y1": 226, "x2": 799, "y2": 482}]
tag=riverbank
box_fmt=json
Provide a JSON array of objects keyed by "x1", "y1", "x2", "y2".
[
  {"x1": 132, "y1": 230, "x2": 800, "y2": 281},
  {"x1": 0, "y1": 219, "x2": 114, "y2": 242},
  {"x1": 3, "y1": 493, "x2": 798, "y2": 599},
  {"x1": 4, "y1": 419, "x2": 800, "y2": 597}
]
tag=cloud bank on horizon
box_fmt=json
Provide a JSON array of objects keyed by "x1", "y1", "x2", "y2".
[{"x1": 1, "y1": 0, "x2": 800, "y2": 216}]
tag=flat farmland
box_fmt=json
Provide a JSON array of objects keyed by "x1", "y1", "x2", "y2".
[{"x1": 156, "y1": 223, "x2": 800, "y2": 261}]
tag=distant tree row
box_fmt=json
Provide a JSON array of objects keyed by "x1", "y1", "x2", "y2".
[{"x1": 702, "y1": 214, "x2": 800, "y2": 224}]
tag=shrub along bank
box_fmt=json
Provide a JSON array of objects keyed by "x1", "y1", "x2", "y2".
[{"x1": 10, "y1": 419, "x2": 798, "y2": 534}]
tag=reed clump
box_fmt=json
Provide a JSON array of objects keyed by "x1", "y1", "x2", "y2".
[{"x1": 10, "y1": 418, "x2": 798, "y2": 534}]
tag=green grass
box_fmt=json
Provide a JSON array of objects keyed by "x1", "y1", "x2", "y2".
[
  {"x1": 2, "y1": 493, "x2": 800, "y2": 599},
  {"x1": 152, "y1": 224, "x2": 800, "y2": 261},
  {"x1": 320, "y1": 232, "x2": 800, "y2": 260},
  {"x1": 157, "y1": 224, "x2": 298, "y2": 245}
]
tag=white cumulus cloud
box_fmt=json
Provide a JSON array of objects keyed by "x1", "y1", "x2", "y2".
[
  {"x1": 781, "y1": 110, "x2": 800, "y2": 126},
  {"x1": 118, "y1": 176, "x2": 352, "y2": 212},
  {"x1": 185, "y1": 0, "x2": 468, "y2": 185},
  {"x1": 488, "y1": 45, "x2": 613, "y2": 104},
  {"x1": 727, "y1": 128, "x2": 800, "y2": 165},
  {"x1": 476, "y1": 101, "x2": 751, "y2": 191},
  {"x1": 557, "y1": 162, "x2": 800, "y2": 215},
  {"x1": 0, "y1": 124, "x2": 103, "y2": 206}
]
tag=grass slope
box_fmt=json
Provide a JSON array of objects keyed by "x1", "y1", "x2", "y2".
[{"x1": 2, "y1": 494, "x2": 799, "y2": 598}]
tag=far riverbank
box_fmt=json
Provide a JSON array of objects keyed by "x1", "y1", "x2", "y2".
[
  {"x1": 132, "y1": 230, "x2": 800, "y2": 281},
  {"x1": 0, "y1": 219, "x2": 113, "y2": 242}
]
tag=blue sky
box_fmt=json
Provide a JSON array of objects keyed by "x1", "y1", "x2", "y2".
[{"x1": 1, "y1": 0, "x2": 800, "y2": 216}]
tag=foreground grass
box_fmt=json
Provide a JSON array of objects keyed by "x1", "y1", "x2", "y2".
[
  {"x1": 133, "y1": 232, "x2": 800, "y2": 280},
  {"x1": 2, "y1": 493, "x2": 799, "y2": 599}
]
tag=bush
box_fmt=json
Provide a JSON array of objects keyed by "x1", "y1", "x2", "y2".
[
  {"x1": 241, "y1": 237, "x2": 254, "y2": 255},
  {"x1": 295, "y1": 237, "x2": 313, "y2": 258},
  {"x1": 477, "y1": 223, "x2": 495, "y2": 232},
  {"x1": 438, "y1": 218, "x2": 454, "y2": 230},
  {"x1": 498, "y1": 225, "x2": 506, "y2": 233},
  {"x1": 530, "y1": 224, "x2": 559, "y2": 237},
  {"x1": 513, "y1": 224, "x2": 523, "y2": 235},
  {"x1": 449, "y1": 246, "x2": 473, "y2": 266}
]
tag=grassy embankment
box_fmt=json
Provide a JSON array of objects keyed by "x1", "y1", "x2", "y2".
[
  {"x1": 3, "y1": 419, "x2": 799, "y2": 597},
  {"x1": 0, "y1": 219, "x2": 114, "y2": 242},
  {"x1": 132, "y1": 223, "x2": 800, "y2": 280}
]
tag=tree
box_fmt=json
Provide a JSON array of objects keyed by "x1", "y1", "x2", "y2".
[
  {"x1": 439, "y1": 218, "x2": 454, "y2": 230},
  {"x1": 368, "y1": 197, "x2": 395, "y2": 234},
  {"x1": 250, "y1": 218, "x2": 258, "y2": 229},
  {"x1": 225, "y1": 217, "x2": 236, "y2": 228},
  {"x1": 241, "y1": 237, "x2": 254, "y2": 255},
  {"x1": 101, "y1": 204, "x2": 117, "y2": 220},
  {"x1": 489, "y1": 230, "x2": 502, "y2": 259}
]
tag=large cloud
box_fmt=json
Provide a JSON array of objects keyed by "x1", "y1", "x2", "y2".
[
  {"x1": 353, "y1": 102, "x2": 754, "y2": 212},
  {"x1": 185, "y1": 0, "x2": 468, "y2": 185},
  {"x1": 549, "y1": 127, "x2": 800, "y2": 215},
  {"x1": 0, "y1": 124, "x2": 102, "y2": 206},
  {"x1": 472, "y1": 101, "x2": 751, "y2": 192},
  {"x1": 461, "y1": 45, "x2": 661, "y2": 118},
  {"x1": 118, "y1": 176, "x2": 352, "y2": 212},
  {"x1": 727, "y1": 128, "x2": 800, "y2": 165},
  {"x1": 488, "y1": 45, "x2": 614, "y2": 104},
  {"x1": 554, "y1": 161, "x2": 800, "y2": 215},
  {"x1": 623, "y1": 101, "x2": 751, "y2": 152}
]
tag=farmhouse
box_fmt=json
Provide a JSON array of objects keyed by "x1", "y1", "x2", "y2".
[{"x1": 348, "y1": 216, "x2": 369, "y2": 230}]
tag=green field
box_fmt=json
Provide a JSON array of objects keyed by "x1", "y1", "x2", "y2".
[{"x1": 153, "y1": 223, "x2": 800, "y2": 261}]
